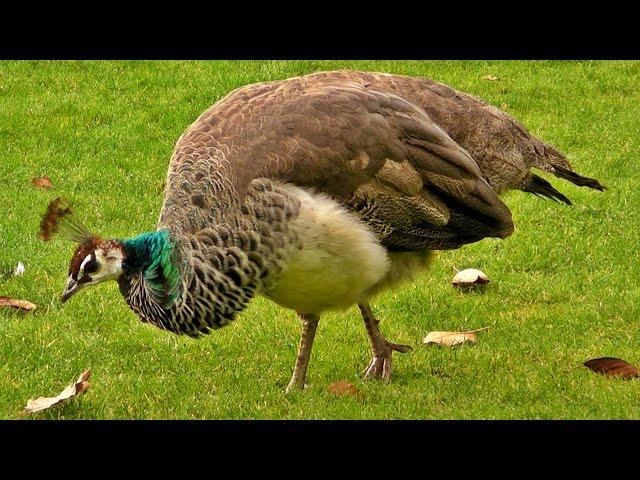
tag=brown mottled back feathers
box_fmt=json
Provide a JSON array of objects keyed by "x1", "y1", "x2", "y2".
[
  {"x1": 300, "y1": 70, "x2": 604, "y2": 197},
  {"x1": 158, "y1": 73, "x2": 520, "y2": 251}
]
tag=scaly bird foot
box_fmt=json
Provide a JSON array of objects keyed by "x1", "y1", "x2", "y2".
[
  {"x1": 285, "y1": 379, "x2": 307, "y2": 394},
  {"x1": 363, "y1": 341, "x2": 413, "y2": 382}
]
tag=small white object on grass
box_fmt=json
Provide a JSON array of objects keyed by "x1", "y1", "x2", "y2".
[
  {"x1": 13, "y1": 262, "x2": 25, "y2": 276},
  {"x1": 452, "y1": 268, "x2": 489, "y2": 287}
]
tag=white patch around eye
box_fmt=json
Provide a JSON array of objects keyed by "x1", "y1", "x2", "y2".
[{"x1": 78, "y1": 254, "x2": 93, "y2": 277}]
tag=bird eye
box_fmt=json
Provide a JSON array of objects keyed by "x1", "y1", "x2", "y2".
[{"x1": 83, "y1": 260, "x2": 100, "y2": 274}]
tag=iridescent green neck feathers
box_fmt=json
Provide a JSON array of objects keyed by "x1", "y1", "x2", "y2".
[{"x1": 123, "y1": 230, "x2": 181, "y2": 308}]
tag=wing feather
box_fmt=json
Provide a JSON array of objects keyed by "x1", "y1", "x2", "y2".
[{"x1": 159, "y1": 80, "x2": 513, "y2": 250}]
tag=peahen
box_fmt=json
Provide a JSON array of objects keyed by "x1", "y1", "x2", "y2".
[{"x1": 58, "y1": 70, "x2": 603, "y2": 392}]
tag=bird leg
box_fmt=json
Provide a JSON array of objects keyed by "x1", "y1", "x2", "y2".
[
  {"x1": 286, "y1": 313, "x2": 320, "y2": 393},
  {"x1": 359, "y1": 303, "x2": 412, "y2": 382}
]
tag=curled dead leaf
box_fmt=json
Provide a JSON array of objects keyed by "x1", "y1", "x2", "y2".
[
  {"x1": 584, "y1": 357, "x2": 639, "y2": 379},
  {"x1": 32, "y1": 175, "x2": 54, "y2": 189},
  {"x1": 24, "y1": 369, "x2": 91, "y2": 413},
  {"x1": 0, "y1": 296, "x2": 37, "y2": 311},
  {"x1": 327, "y1": 380, "x2": 365, "y2": 400},
  {"x1": 483, "y1": 75, "x2": 500, "y2": 81},
  {"x1": 452, "y1": 268, "x2": 490, "y2": 287},
  {"x1": 423, "y1": 327, "x2": 490, "y2": 347}
]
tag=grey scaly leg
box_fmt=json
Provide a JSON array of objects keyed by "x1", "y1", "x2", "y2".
[
  {"x1": 359, "y1": 303, "x2": 412, "y2": 382},
  {"x1": 286, "y1": 313, "x2": 320, "y2": 393}
]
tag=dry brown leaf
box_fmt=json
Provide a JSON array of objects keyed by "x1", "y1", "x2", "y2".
[
  {"x1": 584, "y1": 358, "x2": 639, "y2": 379},
  {"x1": 32, "y1": 175, "x2": 54, "y2": 189},
  {"x1": 38, "y1": 197, "x2": 74, "y2": 241},
  {"x1": 483, "y1": 75, "x2": 500, "y2": 81},
  {"x1": 0, "y1": 296, "x2": 37, "y2": 311},
  {"x1": 24, "y1": 370, "x2": 91, "y2": 413},
  {"x1": 423, "y1": 327, "x2": 490, "y2": 347},
  {"x1": 327, "y1": 380, "x2": 365, "y2": 400}
]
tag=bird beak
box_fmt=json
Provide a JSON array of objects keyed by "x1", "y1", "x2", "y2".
[{"x1": 61, "y1": 276, "x2": 83, "y2": 303}]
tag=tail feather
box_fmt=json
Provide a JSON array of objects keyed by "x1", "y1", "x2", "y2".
[
  {"x1": 551, "y1": 165, "x2": 607, "y2": 191},
  {"x1": 536, "y1": 142, "x2": 606, "y2": 192},
  {"x1": 523, "y1": 175, "x2": 572, "y2": 205}
]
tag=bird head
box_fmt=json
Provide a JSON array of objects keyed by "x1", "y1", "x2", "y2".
[
  {"x1": 37, "y1": 197, "x2": 127, "y2": 303},
  {"x1": 62, "y1": 238, "x2": 125, "y2": 303},
  {"x1": 40, "y1": 197, "x2": 179, "y2": 308}
]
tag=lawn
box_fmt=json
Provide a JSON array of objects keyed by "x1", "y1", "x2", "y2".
[{"x1": 1, "y1": 60, "x2": 639, "y2": 419}]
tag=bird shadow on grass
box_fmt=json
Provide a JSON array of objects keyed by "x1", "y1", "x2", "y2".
[{"x1": 453, "y1": 287, "x2": 492, "y2": 296}]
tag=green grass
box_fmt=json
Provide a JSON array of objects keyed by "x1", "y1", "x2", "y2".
[{"x1": 1, "y1": 60, "x2": 639, "y2": 419}]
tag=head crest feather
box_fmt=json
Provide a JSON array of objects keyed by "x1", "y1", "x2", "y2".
[{"x1": 38, "y1": 197, "x2": 95, "y2": 243}]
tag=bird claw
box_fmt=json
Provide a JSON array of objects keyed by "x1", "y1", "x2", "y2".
[
  {"x1": 363, "y1": 341, "x2": 412, "y2": 382},
  {"x1": 285, "y1": 380, "x2": 308, "y2": 394}
]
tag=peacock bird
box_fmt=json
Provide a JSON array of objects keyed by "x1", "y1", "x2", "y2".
[{"x1": 59, "y1": 70, "x2": 604, "y2": 392}]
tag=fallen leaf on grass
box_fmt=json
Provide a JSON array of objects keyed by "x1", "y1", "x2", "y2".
[
  {"x1": 327, "y1": 380, "x2": 365, "y2": 400},
  {"x1": 452, "y1": 268, "x2": 490, "y2": 287},
  {"x1": 38, "y1": 197, "x2": 74, "y2": 241},
  {"x1": 483, "y1": 75, "x2": 500, "y2": 81},
  {"x1": 24, "y1": 370, "x2": 91, "y2": 413},
  {"x1": 32, "y1": 175, "x2": 54, "y2": 189},
  {"x1": 0, "y1": 296, "x2": 37, "y2": 311},
  {"x1": 583, "y1": 357, "x2": 639, "y2": 379},
  {"x1": 423, "y1": 327, "x2": 490, "y2": 347}
]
